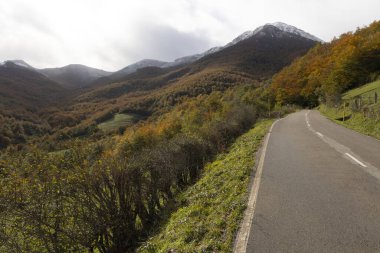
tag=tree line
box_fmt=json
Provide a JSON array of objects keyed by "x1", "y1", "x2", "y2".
[{"x1": 271, "y1": 20, "x2": 380, "y2": 106}]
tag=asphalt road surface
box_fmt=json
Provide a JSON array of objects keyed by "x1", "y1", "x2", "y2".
[{"x1": 247, "y1": 110, "x2": 380, "y2": 253}]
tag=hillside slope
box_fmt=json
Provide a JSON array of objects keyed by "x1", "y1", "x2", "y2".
[
  {"x1": 0, "y1": 62, "x2": 66, "y2": 108},
  {"x1": 59, "y1": 23, "x2": 317, "y2": 136},
  {"x1": 0, "y1": 62, "x2": 67, "y2": 147},
  {"x1": 271, "y1": 20, "x2": 380, "y2": 106},
  {"x1": 40, "y1": 64, "x2": 112, "y2": 89},
  {"x1": 193, "y1": 25, "x2": 316, "y2": 77},
  {"x1": 0, "y1": 22, "x2": 319, "y2": 147},
  {"x1": 319, "y1": 80, "x2": 380, "y2": 139},
  {"x1": 105, "y1": 59, "x2": 168, "y2": 81}
]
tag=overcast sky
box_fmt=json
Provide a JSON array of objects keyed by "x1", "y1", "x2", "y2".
[{"x1": 0, "y1": 0, "x2": 379, "y2": 71}]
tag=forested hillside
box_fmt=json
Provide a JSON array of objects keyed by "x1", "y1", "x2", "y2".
[
  {"x1": 0, "y1": 62, "x2": 67, "y2": 148},
  {"x1": 49, "y1": 24, "x2": 315, "y2": 141},
  {"x1": 0, "y1": 23, "x2": 316, "y2": 150},
  {"x1": 271, "y1": 20, "x2": 380, "y2": 106}
]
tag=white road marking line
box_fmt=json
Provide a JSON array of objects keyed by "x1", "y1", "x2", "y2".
[
  {"x1": 233, "y1": 119, "x2": 279, "y2": 253},
  {"x1": 305, "y1": 110, "x2": 311, "y2": 128},
  {"x1": 306, "y1": 111, "x2": 380, "y2": 178},
  {"x1": 316, "y1": 132, "x2": 324, "y2": 138},
  {"x1": 345, "y1": 153, "x2": 367, "y2": 168}
]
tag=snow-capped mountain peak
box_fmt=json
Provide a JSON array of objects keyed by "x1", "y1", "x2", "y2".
[
  {"x1": 108, "y1": 59, "x2": 168, "y2": 80},
  {"x1": 0, "y1": 60, "x2": 35, "y2": 69},
  {"x1": 226, "y1": 29, "x2": 260, "y2": 47},
  {"x1": 227, "y1": 22, "x2": 323, "y2": 47},
  {"x1": 11, "y1": 60, "x2": 31, "y2": 68},
  {"x1": 162, "y1": 47, "x2": 224, "y2": 68},
  {"x1": 269, "y1": 22, "x2": 323, "y2": 42}
]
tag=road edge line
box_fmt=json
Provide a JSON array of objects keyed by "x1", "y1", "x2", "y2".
[
  {"x1": 233, "y1": 119, "x2": 279, "y2": 253},
  {"x1": 345, "y1": 153, "x2": 367, "y2": 168}
]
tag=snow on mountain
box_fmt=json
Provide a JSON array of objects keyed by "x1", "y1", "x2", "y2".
[
  {"x1": 163, "y1": 46, "x2": 223, "y2": 68},
  {"x1": 12, "y1": 60, "x2": 31, "y2": 68},
  {"x1": 40, "y1": 64, "x2": 112, "y2": 88},
  {"x1": 226, "y1": 30, "x2": 259, "y2": 47},
  {"x1": 125, "y1": 59, "x2": 168, "y2": 70},
  {"x1": 227, "y1": 22, "x2": 323, "y2": 47},
  {"x1": 200, "y1": 46, "x2": 223, "y2": 56},
  {"x1": 0, "y1": 60, "x2": 35, "y2": 69},
  {"x1": 0, "y1": 22, "x2": 321, "y2": 81},
  {"x1": 109, "y1": 59, "x2": 168, "y2": 80},
  {"x1": 162, "y1": 55, "x2": 200, "y2": 68},
  {"x1": 270, "y1": 22, "x2": 323, "y2": 42},
  {"x1": 164, "y1": 22, "x2": 322, "y2": 69}
]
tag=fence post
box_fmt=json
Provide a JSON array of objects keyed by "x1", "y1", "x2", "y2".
[{"x1": 343, "y1": 102, "x2": 346, "y2": 121}]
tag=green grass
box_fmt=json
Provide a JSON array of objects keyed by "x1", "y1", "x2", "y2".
[
  {"x1": 320, "y1": 80, "x2": 380, "y2": 140},
  {"x1": 97, "y1": 113, "x2": 137, "y2": 132},
  {"x1": 343, "y1": 80, "x2": 380, "y2": 101},
  {"x1": 319, "y1": 80, "x2": 380, "y2": 139},
  {"x1": 137, "y1": 119, "x2": 274, "y2": 253},
  {"x1": 319, "y1": 104, "x2": 380, "y2": 140}
]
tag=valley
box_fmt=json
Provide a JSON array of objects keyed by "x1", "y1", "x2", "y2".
[{"x1": 0, "y1": 22, "x2": 318, "y2": 151}]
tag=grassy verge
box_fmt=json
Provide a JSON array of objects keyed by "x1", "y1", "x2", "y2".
[
  {"x1": 319, "y1": 104, "x2": 380, "y2": 140},
  {"x1": 137, "y1": 119, "x2": 274, "y2": 253},
  {"x1": 98, "y1": 113, "x2": 138, "y2": 132},
  {"x1": 342, "y1": 80, "x2": 380, "y2": 101}
]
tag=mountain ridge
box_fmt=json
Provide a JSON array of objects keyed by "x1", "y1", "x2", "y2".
[
  {"x1": 0, "y1": 21, "x2": 319, "y2": 154},
  {"x1": 62, "y1": 22, "x2": 317, "y2": 134},
  {"x1": 1, "y1": 22, "x2": 321, "y2": 84},
  {"x1": 161, "y1": 22, "x2": 323, "y2": 69},
  {"x1": 39, "y1": 64, "x2": 112, "y2": 89}
]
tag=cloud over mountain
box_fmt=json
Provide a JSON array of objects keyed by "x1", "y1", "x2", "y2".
[{"x1": 0, "y1": 0, "x2": 380, "y2": 71}]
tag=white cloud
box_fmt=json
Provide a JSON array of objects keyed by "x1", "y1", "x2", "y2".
[{"x1": 0, "y1": 0, "x2": 379, "y2": 71}]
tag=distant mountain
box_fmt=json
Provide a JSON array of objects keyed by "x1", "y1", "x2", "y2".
[
  {"x1": 0, "y1": 21, "x2": 322, "y2": 146},
  {"x1": 0, "y1": 61, "x2": 69, "y2": 147},
  {"x1": 269, "y1": 22, "x2": 323, "y2": 42},
  {"x1": 108, "y1": 48, "x2": 223, "y2": 81},
  {"x1": 226, "y1": 22, "x2": 322, "y2": 48},
  {"x1": 40, "y1": 64, "x2": 112, "y2": 89},
  {"x1": 70, "y1": 22, "x2": 318, "y2": 130},
  {"x1": 0, "y1": 61, "x2": 66, "y2": 109},
  {"x1": 1, "y1": 22, "x2": 320, "y2": 105},
  {"x1": 162, "y1": 47, "x2": 223, "y2": 68},
  {"x1": 107, "y1": 59, "x2": 168, "y2": 80},
  {"x1": 0, "y1": 61, "x2": 113, "y2": 89},
  {"x1": 163, "y1": 22, "x2": 322, "y2": 69},
  {"x1": 87, "y1": 22, "x2": 320, "y2": 102},
  {"x1": 1, "y1": 23, "x2": 321, "y2": 90},
  {"x1": 92, "y1": 22, "x2": 322, "y2": 81},
  {"x1": 189, "y1": 23, "x2": 319, "y2": 78},
  {"x1": 0, "y1": 60, "x2": 35, "y2": 70}
]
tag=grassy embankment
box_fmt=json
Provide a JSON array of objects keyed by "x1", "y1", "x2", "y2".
[
  {"x1": 137, "y1": 119, "x2": 274, "y2": 253},
  {"x1": 319, "y1": 80, "x2": 380, "y2": 140}
]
